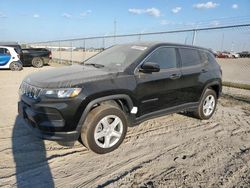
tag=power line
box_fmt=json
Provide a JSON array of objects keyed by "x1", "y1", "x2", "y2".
[{"x1": 29, "y1": 23, "x2": 250, "y2": 44}]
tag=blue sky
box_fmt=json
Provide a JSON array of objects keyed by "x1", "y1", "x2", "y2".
[{"x1": 0, "y1": 0, "x2": 249, "y2": 43}]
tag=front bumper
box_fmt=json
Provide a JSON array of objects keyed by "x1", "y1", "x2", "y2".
[
  {"x1": 19, "y1": 117, "x2": 79, "y2": 141},
  {"x1": 18, "y1": 96, "x2": 83, "y2": 141}
]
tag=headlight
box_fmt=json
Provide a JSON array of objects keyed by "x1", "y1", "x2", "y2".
[{"x1": 44, "y1": 88, "x2": 82, "y2": 98}]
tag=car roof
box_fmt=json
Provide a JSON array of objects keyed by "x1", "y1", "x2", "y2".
[
  {"x1": 0, "y1": 46, "x2": 14, "y2": 49},
  {"x1": 118, "y1": 41, "x2": 210, "y2": 51},
  {"x1": 0, "y1": 42, "x2": 19, "y2": 45}
]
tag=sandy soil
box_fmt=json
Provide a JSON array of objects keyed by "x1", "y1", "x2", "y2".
[
  {"x1": 217, "y1": 58, "x2": 250, "y2": 85},
  {"x1": 0, "y1": 66, "x2": 250, "y2": 188}
]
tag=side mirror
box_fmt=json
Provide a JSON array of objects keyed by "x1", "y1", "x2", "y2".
[{"x1": 140, "y1": 62, "x2": 160, "y2": 73}]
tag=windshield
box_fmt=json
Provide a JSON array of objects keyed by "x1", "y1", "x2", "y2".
[{"x1": 84, "y1": 44, "x2": 148, "y2": 70}]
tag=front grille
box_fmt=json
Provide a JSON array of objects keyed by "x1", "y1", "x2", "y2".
[{"x1": 20, "y1": 82, "x2": 43, "y2": 99}]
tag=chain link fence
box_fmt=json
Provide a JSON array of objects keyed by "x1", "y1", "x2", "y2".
[{"x1": 27, "y1": 24, "x2": 250, "y2": 90}]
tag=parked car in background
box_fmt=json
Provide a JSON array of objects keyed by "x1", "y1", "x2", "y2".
[
  {"x1": 18, "y1": 42, "x2": 222, "y2": 154},
  {"x1": 230, "y1": 52, "x2": 239, "y2": 58},
  {"x1": 0, "y1": 46, "x2": 22, "y2": 71},
  {"x1": 238, "y1": 51, "x2": 250, "y2": 58},
  {"x1": 216, "y1": 51, "x2": 230, "y2": 58},
  {"x1": 21, "y1": 48, "x2": 52, "y2": 68},
  {"x1": 216, "y1": 51, "x2": 239, "y2": 58},
  {"x1": 0, "y1": 42, "x2": 52, "y2": 68}
]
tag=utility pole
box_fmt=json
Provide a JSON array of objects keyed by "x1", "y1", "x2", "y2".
[
  {"x1": 221, "y1": 33, "x2": 224, "y2": 51},
  {"x1": 114, "y1": 18, "x2": 117, "y2": 44},
  {"x1": 231, "y1": 41, "x2": 234, "y2": 52},
  {"x1": 184, "y1": 36, "x2": 188, "y2": 44},
  {"x1": 192, "y1": 29, "x2": 196, "y2": 45}
]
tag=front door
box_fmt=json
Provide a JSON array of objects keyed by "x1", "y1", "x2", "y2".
[{"x1": 135, "y1": 47, "x2": 183, "y2": 116}]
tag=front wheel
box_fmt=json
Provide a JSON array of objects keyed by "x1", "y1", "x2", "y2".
[
  {"x1": 80, "y1": 105, "x2": 128, "y2": 154},
  {"x1": 193, "y1": 89, "x2": 217, "y2": 120}
]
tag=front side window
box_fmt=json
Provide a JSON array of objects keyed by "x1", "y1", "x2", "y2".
[
  {"x1": 179, "y1": 48, "x2": 201, "y2": 67},
  {"x1": 0, "y1": 48, "x2": 4, "y2": 54},
  {"x1": 145, "y1": 47, "x2": 177, "y2": 69}
]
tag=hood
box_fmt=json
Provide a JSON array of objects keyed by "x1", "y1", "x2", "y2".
[{"x1": 23, "y1": 65, "x2": 116, "y2": 88}]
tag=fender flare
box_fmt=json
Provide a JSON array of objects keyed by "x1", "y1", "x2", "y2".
[
  {"x1": 75, "y1": 94, "x2": 134, "y2": 133},
  {"x1": 199, "y1": 80, "x2": 222, "y2": 102}
]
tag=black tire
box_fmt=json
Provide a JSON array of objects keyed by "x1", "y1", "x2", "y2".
[
  {"x1": 80, "y1": 105, "x2": 128, "y2": 154},
  {"x1": 9, "y1": 61, "x2": 23, "y2": 71},
  {"x1": 193, "y1": 89, "x2": 217, "y2": 120},
  {"x1": 32, "y1": 57, "x2": 44, "y2": 68}
]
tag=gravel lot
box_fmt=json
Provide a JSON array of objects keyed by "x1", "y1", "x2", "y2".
[{"x1": 1, "y1": 66, "x2": 250, "y2": 188}]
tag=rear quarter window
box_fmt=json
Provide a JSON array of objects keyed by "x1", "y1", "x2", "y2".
[
  {"x1": 207, "y1": 52, "x2": 218, "y2": 64},
  {"x1": 199, "y1": 51, "x2": 209, "y2": 64},
  {"x1": 179, "y1": 48, "x2": 201, "y2": 67}
]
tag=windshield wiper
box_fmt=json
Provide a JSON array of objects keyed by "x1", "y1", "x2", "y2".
[{"x1": 84, "y1": 63, "x2": 104, "y2": 68}]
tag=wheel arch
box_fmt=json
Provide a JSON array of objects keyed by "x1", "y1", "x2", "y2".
[
  {"x1": 200, "y1": 80, "x2": 222, "y2": 101},
  {"x1": 76, "y1": 94, "x2": 134, "y2": 133}
]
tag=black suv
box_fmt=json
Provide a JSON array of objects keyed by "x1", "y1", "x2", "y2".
[{"x1": 18, "y1": 42, "x2": 222, "y2": 154}]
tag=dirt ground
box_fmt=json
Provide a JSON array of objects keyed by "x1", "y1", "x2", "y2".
[{"x1": 0, "y1": 66, "x2": 250, "y2": 188}]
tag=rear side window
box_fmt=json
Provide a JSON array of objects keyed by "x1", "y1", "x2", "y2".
[
  {"x1": 145, "y1": 47, "x2": 177, "y2": 69},
  {"x1": 179, "y1": 48, "x2": 201, "y2": 67}
]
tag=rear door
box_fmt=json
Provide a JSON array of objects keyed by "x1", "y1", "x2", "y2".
[
  {"x1": 135, "y1": 46, "x2": 183, "y2": 116},
  {"x1": 178, "y1": 48, "x2": 205, "y2": 103}
]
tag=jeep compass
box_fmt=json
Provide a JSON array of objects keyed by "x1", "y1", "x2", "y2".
[{"x1": 18, "y1": 42, "x2": 222, "y2": 154}]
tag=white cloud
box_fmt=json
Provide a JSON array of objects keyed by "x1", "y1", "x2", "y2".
[
  {"x1": 193, "y1": 1, "x2": 219, "y2": 9},
  {"x1": 146, "y1": 8, "x2": 161, "y2": 17},
  {"x1": 62, "y1": 13, "x2": 72, "y2": 19},
  {"x1": 128, "y1": 8, "x2": 144, "y2": 15},
  {"x1": 33, "y1": 14, "x2": 40, "y2": 18},
  {"x1": 160, "y1": 20, "x2": 169, "y2": 25},
  {"x1": 80, "y1": 10, "x2": 92, "y2": 17},
  {"x1": 171, "y1": 7, "x2": 182, "y2": 14},
  {"x1": 210, "y1": 20, "x2": 220, "y2": 26},
  {"x1": 0, "y1": 12, "x2": 7, "y2": 18},
  {"x1": 160, "y1": 19, "x2": 176, "y2": 25},
  {"x1": 232, "y1": 4, "x2": 238, "y2": 9},
  {"x1": 128, "y1": 7, "x2": 161, "y2": 17}
]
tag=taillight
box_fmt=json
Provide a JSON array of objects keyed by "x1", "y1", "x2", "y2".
[{"x1": 49, "y1": 51, "x2": 52, "y2": 59}]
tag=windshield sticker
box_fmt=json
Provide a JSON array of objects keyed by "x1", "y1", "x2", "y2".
[{"x1": 131, "y1": 46, "x2": 148, "y2": 51}]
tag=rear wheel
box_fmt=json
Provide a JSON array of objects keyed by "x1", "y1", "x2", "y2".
[
  {"x1": 193, "y1": 89, "x2": 217, "y2": 120},
  {"x1": 32, "y1": 57, "x2": 44, "y2": 68},
  {"x1": 9, "y1": 61, "x2": 23, "y2": 71},
  {"x1": 80, "y1": 105, "x2": 128, "y2": 154}
]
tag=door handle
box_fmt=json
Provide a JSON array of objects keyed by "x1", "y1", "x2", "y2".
[
  {"x1": 202, "y1": 69, "x2": 208, "y2": 73},
  {"x1": 170, "y1": 74, "x2": 181, "y2": 80}
]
